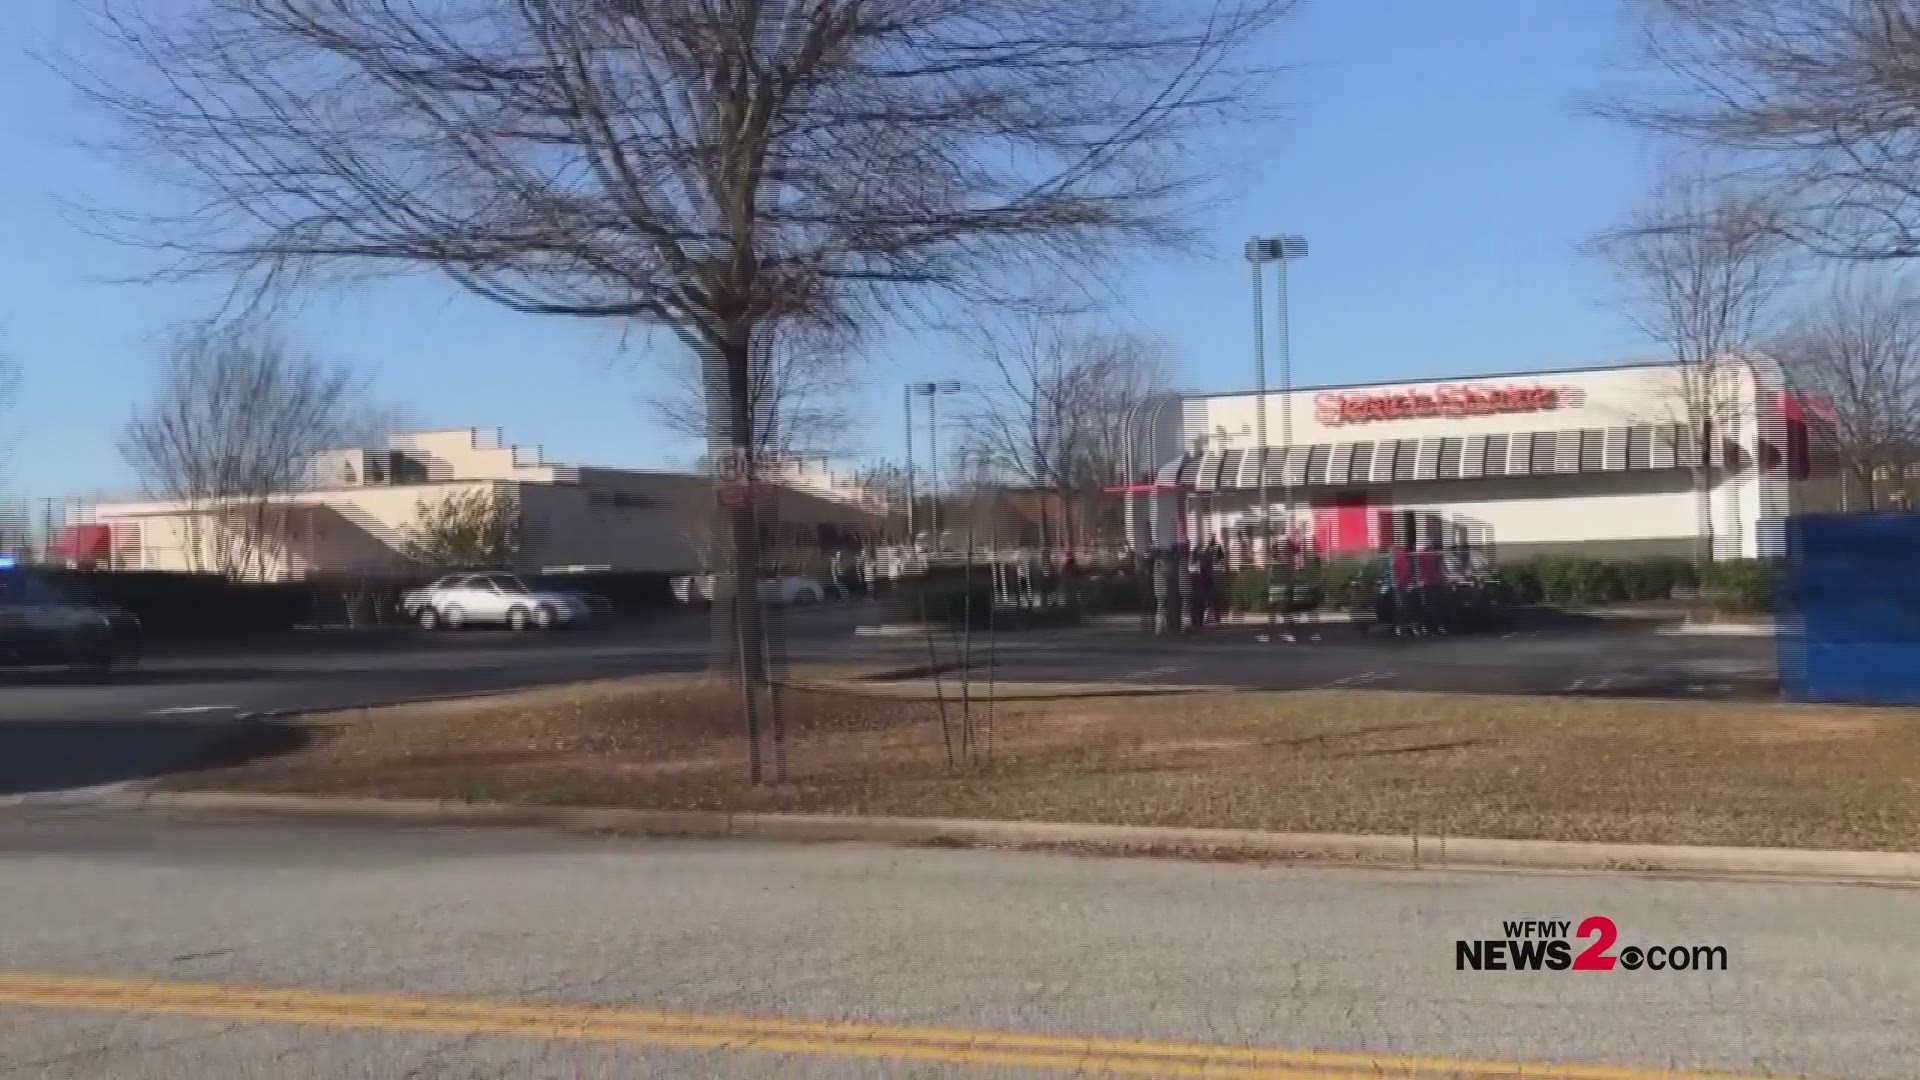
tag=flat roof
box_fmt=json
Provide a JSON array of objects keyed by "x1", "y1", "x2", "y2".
[{"x1": 1183, "y1": 358, "x2": 1683, "y2": 402}]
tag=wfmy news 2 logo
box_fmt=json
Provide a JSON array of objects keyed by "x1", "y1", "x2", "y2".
[{"x1": 1456, "y1": 917, "x2": 1729, "y2": 972}]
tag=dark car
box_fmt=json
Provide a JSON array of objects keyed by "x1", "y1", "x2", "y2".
[{"x1": 0, "y1": 567, "x2": 143, "y2": 674}]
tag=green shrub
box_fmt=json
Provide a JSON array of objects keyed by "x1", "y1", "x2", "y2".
[
  {"x1": 1316, "y1": 557, "x2": 1373, "y2": 610},
  {"x1": 1612, "y1": 557, "x2": 1697, "y2": 601},
  {"x1": 1700, "y1": 558, "x2": 1777, "y2": 613},
  {"x1": 1499, "y1": 554, "x2": 1754, "y2": 609},
  {"x1": 1500, "y1": 562, "x2": 1543, "y2": 605},
  {"x1": 1226, "y1": 569, "x2": 1270, "y2": 613},
  {"x1": 889, "y1": 571, "x2": 994, "y2": 627}
]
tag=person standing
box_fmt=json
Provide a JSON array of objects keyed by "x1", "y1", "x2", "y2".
[
  {"x1": 1203, "y1": 538, "x2": 1226, "y2": 624},
  {"x1": 1195, "y1": 541, "x2": 1216, "y2": 628}
]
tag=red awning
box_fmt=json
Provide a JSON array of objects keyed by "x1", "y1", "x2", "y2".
[{"x1": 52, "y1": 524, "x2": 112, "y2": 561}]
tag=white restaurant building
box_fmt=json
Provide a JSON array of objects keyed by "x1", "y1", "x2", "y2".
[{"x1": 1123, "y1": 358, "x2": 1816, "y2": 562}]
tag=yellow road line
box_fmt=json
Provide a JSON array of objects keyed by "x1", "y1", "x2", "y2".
[{"x1": 0, "y1": 974, "x2": 1769, "y2": 1080}]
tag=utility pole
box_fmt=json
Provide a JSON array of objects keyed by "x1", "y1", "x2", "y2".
[
  {"x1": 1246, "y1": 235, "x2": 1309, "y2": 638},
  {"x1": 908, "y1": 381, "x2": 962, "y2": 550},
  {"x1": 903, "y1": 386, "x2": 916, "y2": 543}
]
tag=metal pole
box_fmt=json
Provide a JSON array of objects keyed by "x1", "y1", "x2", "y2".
[
  {"x1": 904, "y1": 387, "x2": 916, "y2": 545},
  {"x1": 1276, "y1": 253, "x2": 1296, "y2": 638},
  {"x1": 1277, "y1": 254, "x2": 1297, "y2": 536},
  {"x1": 1120, "y1": 400, "x2": 1142, "y2": 551},
  {"x1": 1251, "y1": 252, "x2": 1275, "y2": 635},
  {"x1": 929, "y1": 390, "x2": 942, "y2": 542}
]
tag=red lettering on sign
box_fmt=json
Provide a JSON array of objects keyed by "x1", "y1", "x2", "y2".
[{"x1": 1318, "y1": 382, "x2": 1561, "y2": 425}]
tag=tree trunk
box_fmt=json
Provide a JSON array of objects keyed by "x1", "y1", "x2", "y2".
[
  {"x1": 1691, "y1": 464, "x2": 1714, "y2": 569},
  {"x1": 706, "y1": 332, "x2": 770, "y2": 784}
]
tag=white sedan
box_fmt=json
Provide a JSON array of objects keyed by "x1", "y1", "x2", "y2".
[
  {"x1": 401, "y1": 572, "x2": 600, "y2": 630},
  {"x1": 672, "y1": 574, "x2": 827, "y2": 606}
]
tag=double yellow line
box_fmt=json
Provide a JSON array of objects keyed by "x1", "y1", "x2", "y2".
[{"x1": 0, "y1": 973, "x2": 1768, "y2": 1079}]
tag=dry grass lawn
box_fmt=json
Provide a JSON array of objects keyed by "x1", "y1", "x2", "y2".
[{"x1": 171, "y1": 672, "x2": 1920, "y2": 851}]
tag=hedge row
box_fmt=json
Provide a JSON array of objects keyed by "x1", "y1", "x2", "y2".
[
  {"x1": 1497, "y1": 556, "x2": 1698, "y2": 607},
  {"x1": 1129, "y1": 555, "x2": 1774, "y2": 615},
  {"x1": 1498, "y1": 556, "x2": 1776, "y2": 612},
  {"x1": 882, "y1": 554, "x2": 1780, "y2": 622}
]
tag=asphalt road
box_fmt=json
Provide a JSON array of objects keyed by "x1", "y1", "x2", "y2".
[
  {"x1": 0, "y1": 605, "x2": 1780, "y2": 797},
  {"x1": 0, "y1": 808, "x2": 1910, "y2": 1078},
  {"x1": 0, "y1": 604, "x2": 916, "y2": 796}
]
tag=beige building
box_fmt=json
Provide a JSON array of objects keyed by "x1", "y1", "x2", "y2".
[{"x1": 89, "y1": 429, "x2": 880, "y2": 580}]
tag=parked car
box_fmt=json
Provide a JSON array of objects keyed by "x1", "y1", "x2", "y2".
[
  {"x1": 760, "y1": 574, "x2": 827, "y2": 605},
  {"x1": 401, "y1": 572, "x2": 604, "y2": 631},
  {"x1": 671, "y1": 573, "x2": 827, "y2": 606},
  {"x1": 1266, "y1": 579, "x2": 1325, "y2": 614},
  {"x1": 0, "y1": 567, "x2": 142, "y2": 673}
]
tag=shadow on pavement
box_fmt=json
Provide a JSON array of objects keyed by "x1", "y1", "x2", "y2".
[
  {"x1": 0, "y1": 719, "x2": 311, "y2": 796},
  {"x1": 0, "y1": 667, "x2": 290, "y2": 688}
]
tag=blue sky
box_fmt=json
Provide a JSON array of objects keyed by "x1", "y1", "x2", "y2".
[{"x1": 3, "y1": 0, "x2": 1661, "y2": 500}]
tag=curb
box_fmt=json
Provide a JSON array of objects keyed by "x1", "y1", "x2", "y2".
[
  {"x1": 15, "y1": 789, "x2": 1920, "y2": 883},
  {"x1": 1656, "y1": 623, "x2": 1777, "y2": 637}
]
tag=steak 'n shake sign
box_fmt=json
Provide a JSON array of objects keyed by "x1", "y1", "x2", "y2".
[{"x1": 1313, "y1": 383, "x2": 1559, "y2": 425}]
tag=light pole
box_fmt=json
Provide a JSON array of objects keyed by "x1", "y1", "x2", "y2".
[
  {"x1": 903, "y1": 386, "x2": 917, "y2": 543},
  {"x1": 1246, "y1": 235, "x2": 1308, "y2": 629},
  {"x1": 908, "y1": 380, "x2": 963, "y2": 547}
]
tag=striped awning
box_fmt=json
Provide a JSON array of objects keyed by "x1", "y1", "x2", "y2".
[{"x1": 1166, "y1": 423, "x2": 1717, "y2": 493}]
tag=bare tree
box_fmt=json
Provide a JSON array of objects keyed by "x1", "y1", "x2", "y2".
[
  {"x1": 79, "y1": 0, "x2": 1289, "y2": 781},
  {"x1": 399, "y1": 485, "x2": 522, "y2": 569},
  {"x1": 850, "y1": 460, "x2": 913, "y2": 539},
  {"x1": 338, "y1": 404, "x2": 423, "y2": 453},
  {"x1": 1774, "y1": 269, "x2": 1920, "y2": 510},
  {"x1": 121, "y1": 321, "x2": 366, "y2": 578},
  {"x1": 648, "y1": 323, "x2": 858, "y2": 462},
  {"x1": 955, "y1": 319, "x2": 1170, "y2": 550},
  {"x1": 1592, "y1": 172, "x2": 1788, "y2": 564},
  {"x1": 1610, "y1": 0, "x2": 1920, "y2": 259}
]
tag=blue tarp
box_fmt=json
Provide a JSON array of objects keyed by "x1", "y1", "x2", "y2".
[{"x1": 1779, "y1": 513, "x2": 1920, "y2": 705}]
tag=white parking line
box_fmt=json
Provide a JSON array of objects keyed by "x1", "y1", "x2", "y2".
[
  {"x1": 1126, "y1": 663, "x2": 1183, "y2": 681},
  {"x1": 1323, "y1": 670, "x2": 1396, "y2": 689},
  {"x1": 144, "y1": 705, "x2": 235, "y2": 716}
]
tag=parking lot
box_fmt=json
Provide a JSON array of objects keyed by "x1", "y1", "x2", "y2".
[
  {"x1": 0, "y1": 604, "x2": 1777, "y2": 799},
  {"x1": 941, "y1": 611, "x2": 1781, "y2": 701}
]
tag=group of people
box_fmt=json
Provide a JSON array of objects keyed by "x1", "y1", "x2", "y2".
[
  {"x1": 1125, "y1": 535, "x2": 1309, "y2": 633},
  {"x1": 822, "y1": 545, "x2": 1088, "y2": 604},
  {"x1": 1371, "y1": 542, "x2": 1496, "y2": 636},
  {"x1": 826, "y1": 547, "x2": 886, "y2": 598}
]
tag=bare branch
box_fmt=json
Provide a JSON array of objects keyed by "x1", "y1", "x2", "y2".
[
  {"x1": 649, "y1": 318, "x2": 859, "y2": 459},
  {"x1": 1590, "y1": 169, "x2": 1787, "y2": 562},
  {"x1": 119, "y1": 319, "x2": 376, "y2": 576},
  {"x1": 1773, "y1": 267, "x2": 1920, "y2": 509},
  {"x1": 953, "y1": 315, "x2": 1170, "y2": 548},
  {"x1": 1609, "y1": 0, "x2": 1920, "y2": 258}
]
